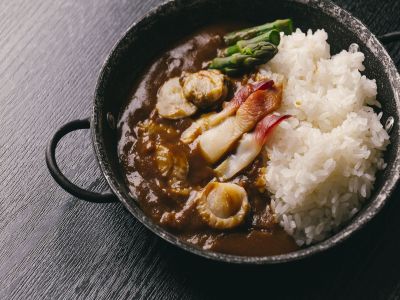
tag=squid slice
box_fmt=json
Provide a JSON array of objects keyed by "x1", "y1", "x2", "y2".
[
  {"x1": 181, "y1": 80, "x2": 274, "y2": 143},
  {"x1": 198, "y1": 86, "x2": 282, "y2": 163},
  {"x1": 156, "y1": 77, "x2": 197, "y2": 119},
  {"x1": 235, "y1": 86, "x2": 282, "y2": 133},
  {"x1": 197, "y1": 182, "x2": 249, "y2": 229},
  {"x1": 215, "y1": 114, "x2": 291, "y2": 180},
  {"x1": 197, "y1": 116, "x2": 238, "y2": 163}
]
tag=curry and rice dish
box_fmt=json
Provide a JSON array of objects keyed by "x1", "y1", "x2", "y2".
[{"x1": 118, "y1": 19, "x2": 390, "y2": 256}]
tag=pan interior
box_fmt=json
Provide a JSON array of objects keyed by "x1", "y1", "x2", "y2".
[{"x1": 92, "y1": 0, "x2": 400, "y2": 263}]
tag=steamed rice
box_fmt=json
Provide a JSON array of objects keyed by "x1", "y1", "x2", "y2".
[{"x1": 258, "y1": 29, "x2": 390, "y2": 245}]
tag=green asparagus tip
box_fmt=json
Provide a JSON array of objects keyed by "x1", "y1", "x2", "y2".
[
  {"x1": 208, "y1": 43, "x2": 278, "y2": 75},
  {"x1": 223, "y1": 18, "x2": 293, "y2": 45},
  {"x1": 275, "y1": 18, "x2": 293, "y2": 35},
  {"x1": 223, "y1": 29, "x2": 280, "y2": 57}
]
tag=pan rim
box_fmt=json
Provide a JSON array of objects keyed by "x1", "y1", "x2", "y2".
[{"x1": 91, "y1": 0, "x2": 400, "y2": 264}]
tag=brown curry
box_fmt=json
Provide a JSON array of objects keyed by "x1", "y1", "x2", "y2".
[{"x1": 118, "y1": 24, "x2": 299, "y2": 256}]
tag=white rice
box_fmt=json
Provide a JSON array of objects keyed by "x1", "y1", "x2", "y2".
[{"x1": 257, "y1": 29, "x2": 390, "y2": 246}]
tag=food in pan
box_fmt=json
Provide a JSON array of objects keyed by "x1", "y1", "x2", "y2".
[{"x1": 118, "y1": 19, "x2": 389, "y2": 256}]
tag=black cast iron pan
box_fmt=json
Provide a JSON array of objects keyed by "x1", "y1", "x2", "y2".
[{"x1": 46, "y1": 0, "x2": 400, "y2": 264}]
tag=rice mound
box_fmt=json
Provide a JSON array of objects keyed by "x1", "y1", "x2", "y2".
[{"x1": 258, "y1": 29, "x2": 390, "y2": 246}]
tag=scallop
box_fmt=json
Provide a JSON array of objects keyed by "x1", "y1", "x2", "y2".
[
  {"x1": 171, "y1": 151, "x2": 189, "y2": 180},
  {"x1": 155, "y1": 145, "x2": 173, "y2": 177},
  {"x1": 197, "y1": 182, "x2": 249, "y2": 229},
  {"x1": 181, "y1": 70, "x2": 227, "y2": 108},
  {"x1": 156, "y1": 77, "x2": 197, "y2": 119},
  {"x1": 155, "y1": 144, "x2": 189, "y2": 180}
]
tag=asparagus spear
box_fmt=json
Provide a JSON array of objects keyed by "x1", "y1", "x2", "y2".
[
  {"x1": 223, "y1": 29, "x2": 280, "y2": 56},
  {"x1": 209, "y1": 42, "x2": 278, "y2": 75},
  {"x1": 224, "y1": 19, "x2": 293, "y2": 45}
]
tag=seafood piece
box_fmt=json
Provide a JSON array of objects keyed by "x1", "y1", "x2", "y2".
[
  {"x1": 170, "y1": 150, "x2": 189, "y2": 181},
  {"x1": 181, "y1": 80, "x2": 274, "y2": 144},
  {"x1": 155, "y1": 145, "x2": 173, "y2": 177},
  {"x1": 156, "y1": 77, "x2": 197, "y2": 119},
  {"x1": 215, "y1": 114, "x2": 291, "y2": 180},
  {"x1": 155, "y1": 144, "x2": 189, "y2": 180},
  {"x1": 198, "y1": 85, "x2": 282, "y2": 163},
  {"x1": 139, "y1": 119, "x2": 180, "y2": 139},
  {"x1": 197, "y1": 182, "x2": 249, "y2": 229},
  {"x1": 181, "y1": 70, "x2": 228, "y2": 108},
  {"x1": 197, "y1": 116, "x2": 237, "y2": 163},
  {"x1": 235, "y1": 87, "x2": 282, "y2": 132},
  {"x1": 160, "y1": 192, "x2": 205, "y2": 231}
]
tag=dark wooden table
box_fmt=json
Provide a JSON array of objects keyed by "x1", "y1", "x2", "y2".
[{"x1": 1, "y1": 0, "x2": 399, "y2": 299}]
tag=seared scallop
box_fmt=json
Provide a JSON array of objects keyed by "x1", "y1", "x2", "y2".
[
  {"x1": 181, "y1": 70, "x2": 227, "y2": 108},
  {"x1": 197, "y1": 182, "x2": 249, "y2": 229},
  {"x1": 155, "y1": 144, "x2": 189, "y2": 180},
  {"x1": 155, "y1": 145, "x2": 174, "y2": 177},
  {"x1": 156, "y1": 77, "x2": 197, "y2": 119},
  {"x1": 154, "y1": 143, "x2": 190, "y2": 196}
]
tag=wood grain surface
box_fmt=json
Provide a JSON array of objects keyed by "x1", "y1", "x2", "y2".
[{"x1": 0, "y1": 0, "x2": 399, "y2": 299}]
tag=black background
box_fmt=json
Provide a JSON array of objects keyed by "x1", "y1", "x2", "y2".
[{"x1": 1, "y1": 0, "x2": 399, "y2": 299}]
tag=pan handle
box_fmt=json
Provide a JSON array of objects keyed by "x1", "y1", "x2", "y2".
[
  {"x1": 378, "y1": 31, "x2": 400, "y2": 44},
  {"x1": 45, "y1": 118, "x2": 116, "y2": 203}
]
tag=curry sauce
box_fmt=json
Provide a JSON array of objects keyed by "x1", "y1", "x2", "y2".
[{"x1": 118, "y1": 24, "x2": 298, "y2": 256}]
